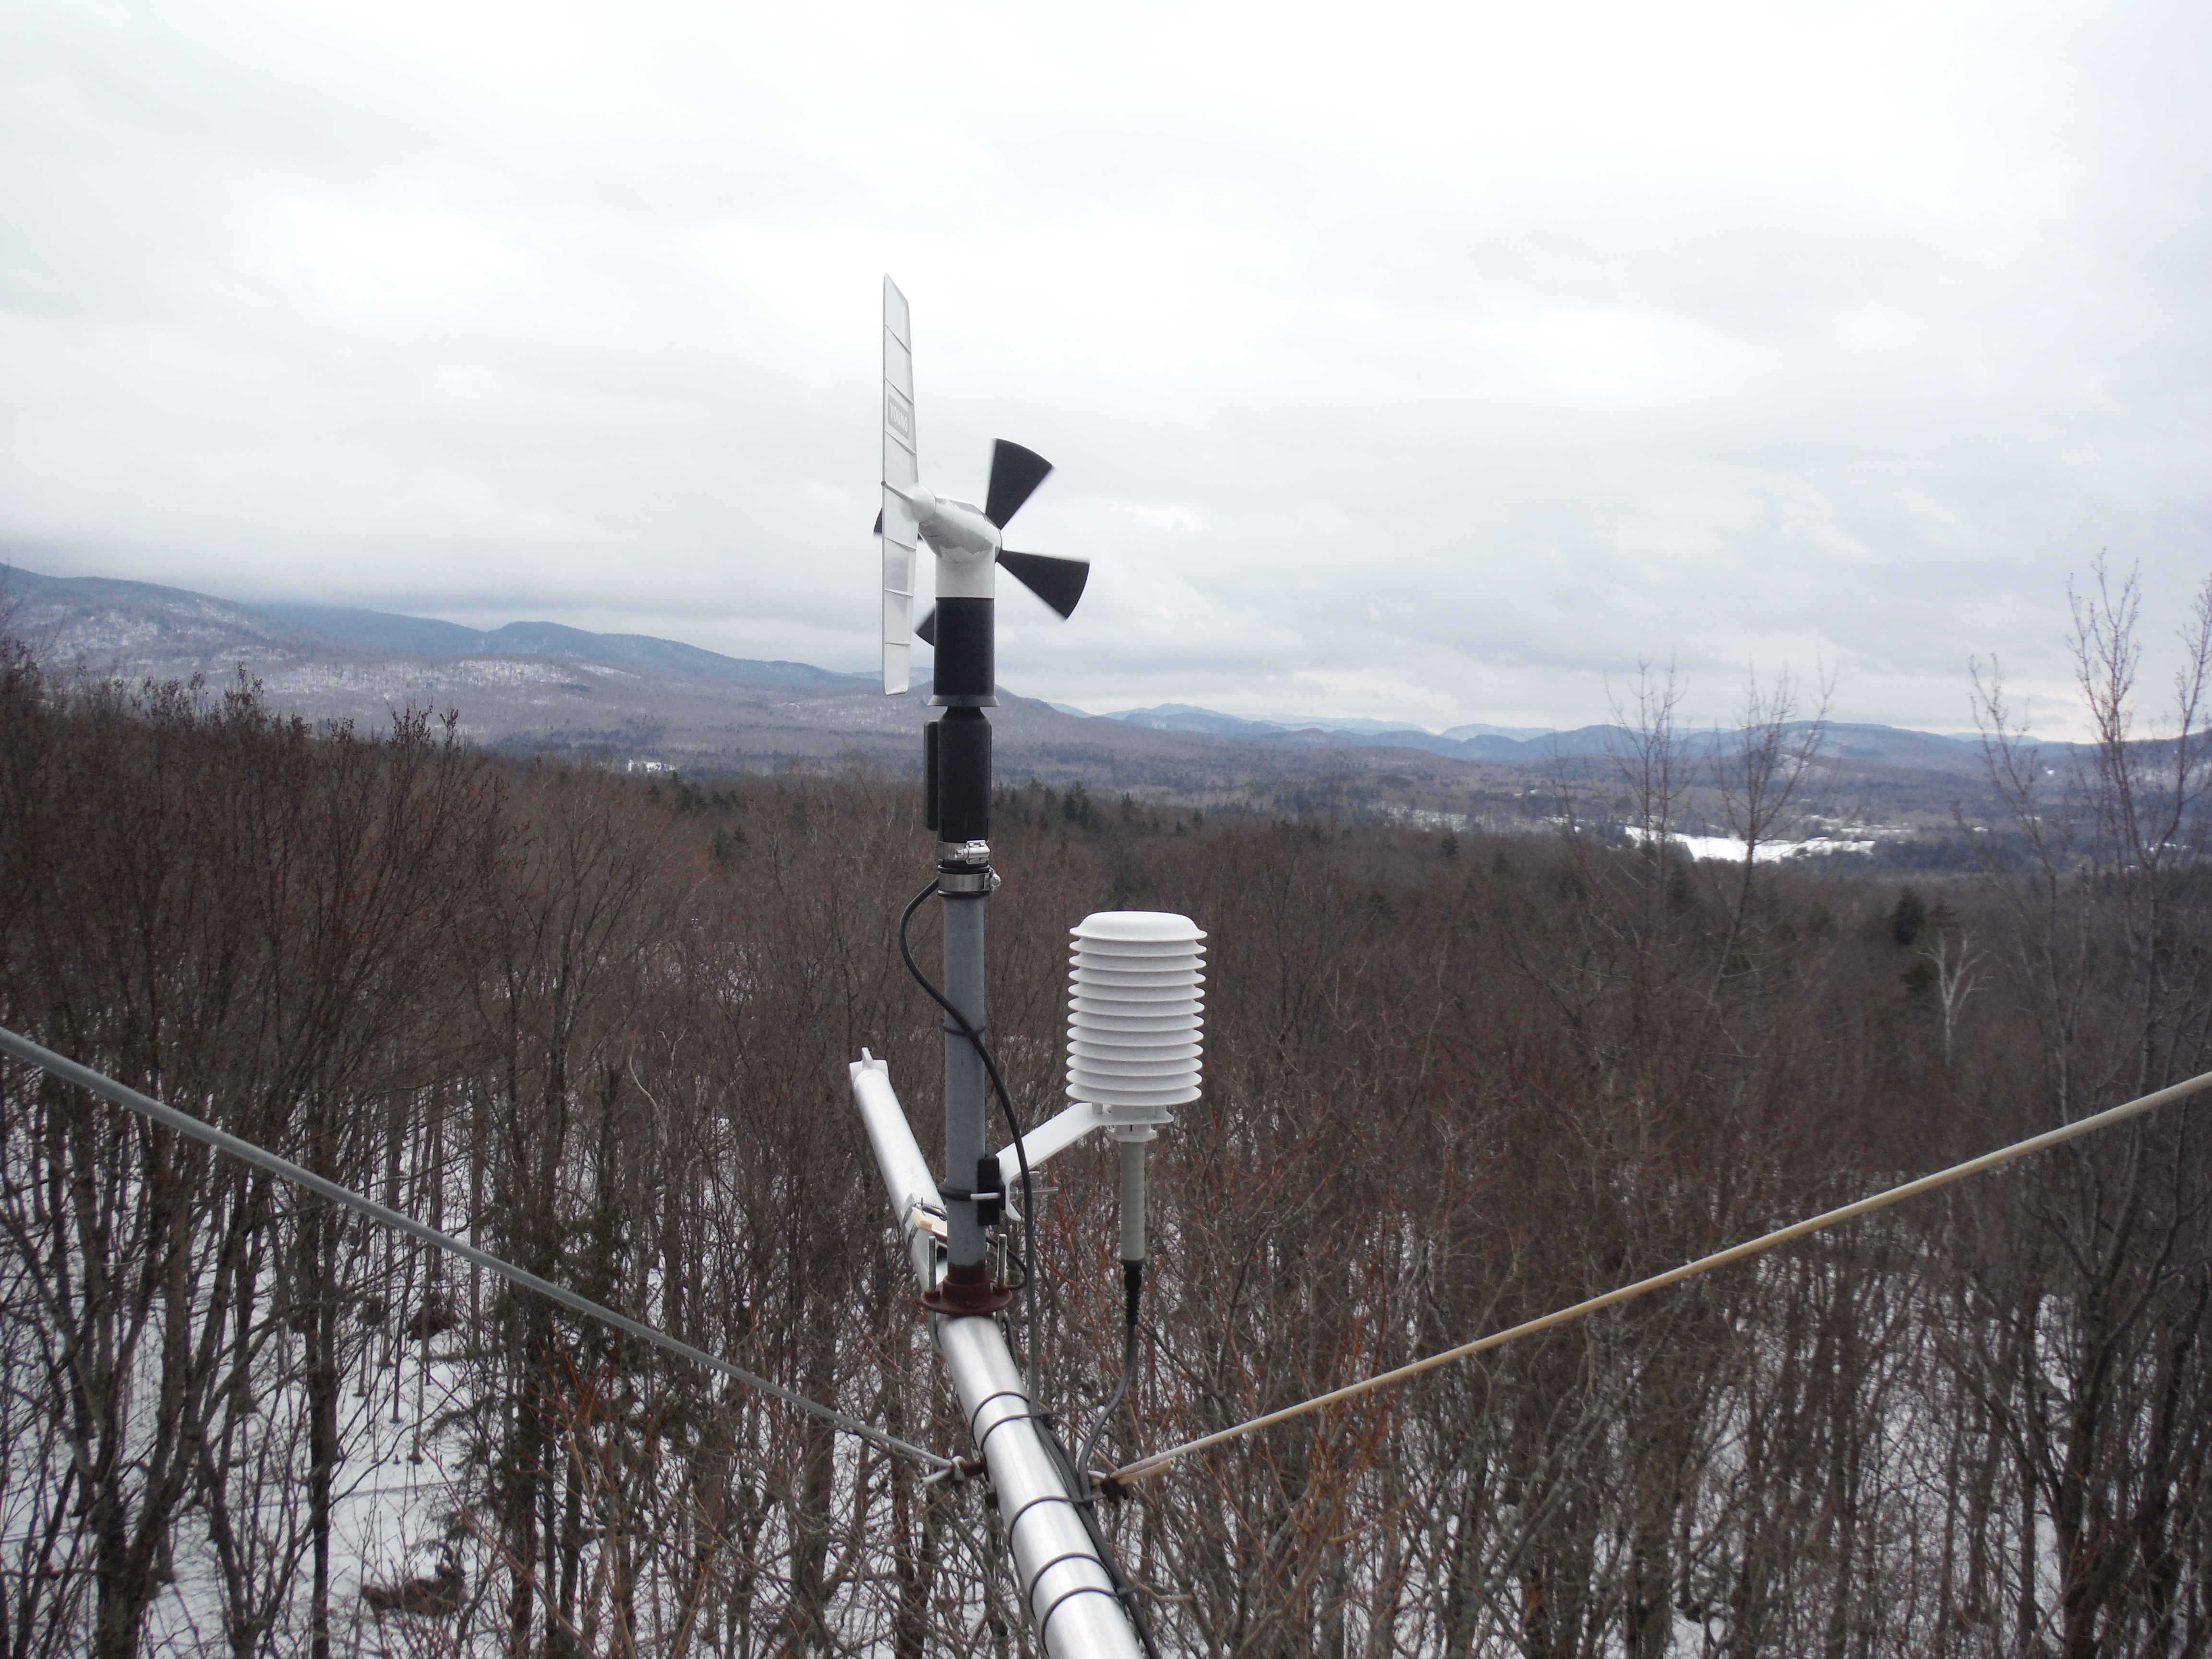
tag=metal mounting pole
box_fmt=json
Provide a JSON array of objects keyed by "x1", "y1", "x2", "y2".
[
  {"x1": 858, "y1": 493, "x2": 1146, "y2": 1656},
  {"x1": 918, "y1": 592, "x2": 1010, "y2": 1317},
  {"x1": 850, "y1": 1059, "x2": 1145, "y2": 1659},
  {"x1": 868, "y1": 277, "x2": 1140, "y2": 1654},
  {"x1": 939, "y1": 863, "x2": 990, "y2": 1269}
]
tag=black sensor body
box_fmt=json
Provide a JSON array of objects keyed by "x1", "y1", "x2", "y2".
[
  {"x1": 930, "y1": 598, "x2": 996, "y2": 705},
  {"x1": 927, "y1": 596, "x2": 994, "y2": 844},
  {"x1": 932, "y1": 710, "x2": 991, "y2": 842}
]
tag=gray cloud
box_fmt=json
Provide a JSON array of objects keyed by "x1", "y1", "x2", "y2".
[{"x1": 3, "y1": 0, "x2": 2207, "y2": 737}]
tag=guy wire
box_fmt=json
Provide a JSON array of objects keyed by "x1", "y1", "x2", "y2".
[
  {"x1": 1108, "y1": 1065, "x2": 2212, "y2": 1488},
  {"x1": 0, "y1": 1022, "x2": 955, "y2": 1472}
]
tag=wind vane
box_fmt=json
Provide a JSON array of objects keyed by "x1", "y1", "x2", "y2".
[{"x1": 874, "y1": 276, "x2": 1090, "y2": 699}]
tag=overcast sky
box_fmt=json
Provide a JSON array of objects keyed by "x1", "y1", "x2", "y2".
[{"x1": 3, "y1": 0, "x2": 2207, "y2": 734}]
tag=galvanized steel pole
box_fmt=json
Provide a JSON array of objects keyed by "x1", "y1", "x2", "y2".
[
  {"x1": 918, "y1": 595, "x2": 1008, "y2": 1318},
  {"x1": 939, "y1": 876, "x2": 991, "y2": 1273},
  {"x1": 848, "y1": 1058, "x2": 1145, "y2": 1659}
]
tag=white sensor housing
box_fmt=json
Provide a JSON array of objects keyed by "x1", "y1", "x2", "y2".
[{"x1": 1066, "y1": 911, "x2": 1206, "y2": 1129}]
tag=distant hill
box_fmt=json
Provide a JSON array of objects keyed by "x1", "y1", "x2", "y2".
[
  {"x1": 1104, "y1": 699, "x2": 1995, "y2": 775},
  {"x1": 2, "y1": 568, "x2": 342, "y2": 663},
  {"x1": 262, "y1": 603, "x2": 870, "y2": 690},
  {"x1": 1, "y1": 567, "x2": 870, "y2": 691},
  {"x1": 1105, "y1": 703, "x2": 1291, "y2": 739},
  {"x1": 1105, "y1": 704, "x2": 1551, "y2": 746},
  {"x1": 0, "y1": 564, "x2": 2029, "y2": 824}
]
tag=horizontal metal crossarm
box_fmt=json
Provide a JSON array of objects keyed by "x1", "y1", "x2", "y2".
[
  {"x1": 1109, "y1": 1067, "x2": 2212, "y2": 1487},
  {"x1": 0, "y1": 1022, "x2": 954, "y2": 1473}
]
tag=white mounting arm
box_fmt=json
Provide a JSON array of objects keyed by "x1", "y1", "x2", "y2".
[
  {"x1": 846, "y1": 1054, "x2": 1146, "y2": 1659},
  {"x1": 996, "y1": 1101, "x2": 1173, "y2": 1189}
]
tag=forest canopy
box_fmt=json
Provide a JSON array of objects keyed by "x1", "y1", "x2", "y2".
[{"x1": 0, "y1": 569, "x2": 2208, "y2": 1659}]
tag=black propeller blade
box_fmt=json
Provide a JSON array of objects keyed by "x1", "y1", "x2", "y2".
[
  {"x1": 878, "y1": 441, "x2": 1084, "y2": 640},
  {"x1": 998, "y1": 551, "x2": 1090, "y2": 620},
  {"x1": 873, "y1": 508, "x2": 883, "y2": 535},
  {"x1": 984, "y1": 440, "x2": 1053, "y2": 529}
]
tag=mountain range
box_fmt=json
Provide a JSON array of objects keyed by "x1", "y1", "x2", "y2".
[
  {"x1": 1091, "y1": 701, "x2": 1995, "y2": 774},
  {"x1": 1102, "y1": 704, "x2": 1554, "y2": 743},
  {"x1": 0, "y1": 565, "x2": 2016, "y2": 831},
  {"x1": 2, "y1": 568, "x2": 870, "y2": 692}
]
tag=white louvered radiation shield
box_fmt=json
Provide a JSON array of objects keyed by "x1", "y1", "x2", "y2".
[{"x1": 1066, "y1": 911, "x2": 1206, "y2": 1116}]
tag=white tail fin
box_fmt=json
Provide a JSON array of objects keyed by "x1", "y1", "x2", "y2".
[{"x1": 880, "y1": 276, "x2": 920, "y2": 694}]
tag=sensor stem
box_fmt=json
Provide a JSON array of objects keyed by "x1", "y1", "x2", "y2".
[{"x1": 1117, "y1": 1137, "x2": 1147, "y2": 1272}]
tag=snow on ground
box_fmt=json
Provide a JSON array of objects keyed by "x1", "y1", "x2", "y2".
[
  {"x1": 1629, "y1": 826, "x2": 1878, "y2": 862},
  {"x1": 140, "y1": 1329, "x2": 481, "y2": 1656}
]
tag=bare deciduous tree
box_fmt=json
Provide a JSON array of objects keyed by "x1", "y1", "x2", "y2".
[{"x1": 0, "y1": 582, "x2": 2208, "y2": 1657}]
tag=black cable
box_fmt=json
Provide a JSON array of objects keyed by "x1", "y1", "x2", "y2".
[
  {"x1": 1076, "y1": 1262, "x2": 1143, "y2": 1491},
  {"x1": 1070, "y1": 1263, "x2": 1160, "y2": 1657},
  {"x1": 897, "y1": 878, "x2": 1040, "y2": 1398},
  {"x1": 1041, "y1": 1400, "x2": 1166, "y2": 1659}
]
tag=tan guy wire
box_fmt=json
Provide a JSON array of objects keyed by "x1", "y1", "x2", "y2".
[{"x1": 1108, "y1": 1068, "x2": 2212, "y2": 1487}]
